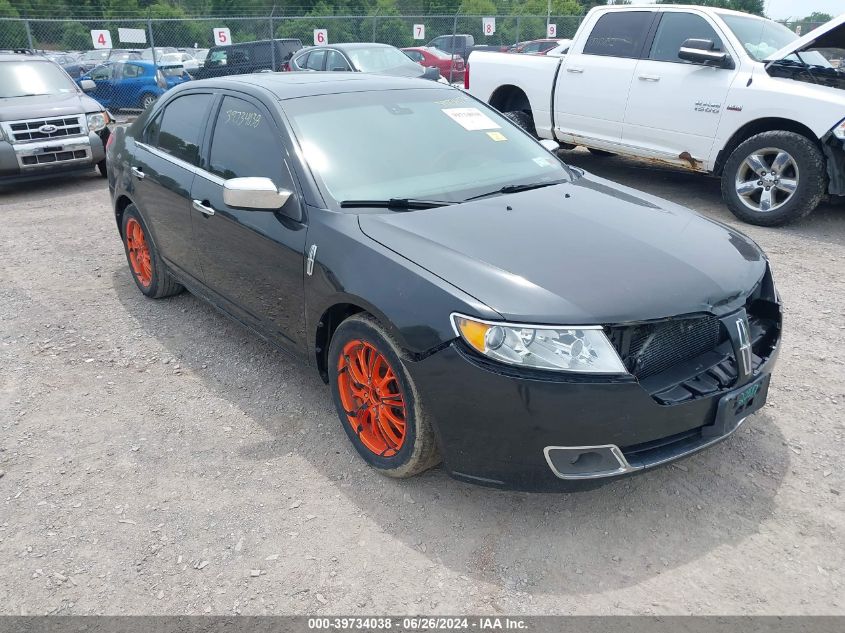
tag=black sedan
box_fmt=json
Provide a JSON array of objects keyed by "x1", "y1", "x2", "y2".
[
  {"x1": 106, "y1": 73, "x2": 781, "y2": 490},
  {"x1": 289, "y1": 43, "x2": 443, "y2": 81}
]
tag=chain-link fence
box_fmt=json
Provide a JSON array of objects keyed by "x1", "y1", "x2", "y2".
[{"x1": 1, "y1": 13, "x2": 583, "y2": 113}]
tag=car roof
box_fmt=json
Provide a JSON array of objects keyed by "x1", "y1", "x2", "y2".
[
  {"x1": 0, "y1": 53, "x2": 53, "y2": 62},
  {"x1": 176, "y1": 72, "x2": 447, "y2": 100},
  {"x1": 315, "y1": 43, "x2": 395, "y2": 51}
]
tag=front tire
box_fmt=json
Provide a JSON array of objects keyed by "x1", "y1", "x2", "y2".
[
  {"x1": 328, "y1": 314, "x2": 440, "y2": 478},
  {"x1": 140, "y1": 93, "x2": 157, "y2": 110},
  {"x1": 503, "y1": 110, "x2": 537, "y2": 138},
  {"x1": 121, "y1": 205, "x2": 184, "y2": 298},
  {"x1": 721, "y1": 131, "x2": 826, "y2": 226}
]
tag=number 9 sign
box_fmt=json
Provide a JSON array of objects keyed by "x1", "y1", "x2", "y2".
[
  {"x1": 482, "y1": 17, "x2": 496, "y2": 36},
  {"x1": 314, "y1": 29, "x2": 328, "y2": 45},
  {"x1": 213, "y1": 27, "x2": 231, "y2": 46}
]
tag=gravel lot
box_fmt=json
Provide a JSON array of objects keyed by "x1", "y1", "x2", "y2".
[{"x1": 1, "y1": 151, "x2": 843, "y2": 616}]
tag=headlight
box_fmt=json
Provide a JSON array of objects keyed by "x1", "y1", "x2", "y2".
[
  {"x1": 834, "y1": 119, "x2": 845, "y2": 140},
  {"x1": 451, "y1": 314, "x2": 627, "y2": 374},
  {"x1": 86, "y1": 112, "x2": 109, "y2": 132}
]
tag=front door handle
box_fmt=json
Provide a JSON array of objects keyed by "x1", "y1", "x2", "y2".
[
  {"x1": 192, "y1": 199, "x2": 215, "y2": 217},
  {"x1": 130, "y1": 166, "x2": 145, "y2": 180},
  {"x1": 566, "y1": 67, "x2": 584, "y2": 74},
  {"x1": 638, "y1": 74, "x2": 661, "y2": 82}
]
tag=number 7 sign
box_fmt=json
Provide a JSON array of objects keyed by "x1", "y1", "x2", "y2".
[
  {"x1": 213, "y1": 27, "x2": 231, "y2": 46},
  {"x1": 413, "y1": 24, "x2": 425, "y2": 40}
]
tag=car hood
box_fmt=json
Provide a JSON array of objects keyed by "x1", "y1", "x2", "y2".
[
  {"x1": 0, "y1": 91, "x2": 100, "y2": 121},
  {"x1": 375, "y1": 64, "x2": 425, "y2": 79},
  {"x1": 357, "y1": 173, "x2": 767, "y2": 325},
  {"x1": 765, "y1": 12, "x2": 845, "y2": 61}
]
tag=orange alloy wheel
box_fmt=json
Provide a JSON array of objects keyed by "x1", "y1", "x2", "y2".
[
  {"x1": 125, "y1": 218, "x2": 153, "y2": 288},
  {"x1": 336, "y1": 340, "x2": 408, "y2": 457}
]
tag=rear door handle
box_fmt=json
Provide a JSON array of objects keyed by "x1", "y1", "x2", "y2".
[
  {"x1": 130, "y1": 166, "x2": 145, "y2": 180},
  {"x1": 192, "y1": 199, "x2": 215, "y2": 217},
  {"x1": 638, "y1": 74, "x2": 661, "y2": 82},
  {"x1": 566, "y1": 67, "x2": 584, "y2": 74}
]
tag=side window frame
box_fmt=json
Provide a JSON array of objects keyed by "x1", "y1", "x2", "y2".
[{"x1": 581, "y1": 11, "x2": 658, "y2": 60}]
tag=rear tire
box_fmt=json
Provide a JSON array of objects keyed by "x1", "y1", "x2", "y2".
[
  {"x1": 328, "y1": 314, "x2": 440, "y2": 478},
  {"x1": 120, "y1": 205, "x2": 184, "y2": 299},
  {"x1": 503, "y1": 110, "x2": 537, "y2": 138},
  {"x1": 140, "y1": 93, "x2": 157, "y2": 110},
  {"x1": 721, "y1": 130, "x2": 826, "y2": 226}
]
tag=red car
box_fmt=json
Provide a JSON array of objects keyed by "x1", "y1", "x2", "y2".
[{"x1": 402, "y1": 46, "x2": 465, "y2": 83}]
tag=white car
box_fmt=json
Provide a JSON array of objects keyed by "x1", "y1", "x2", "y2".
[
  {"x1": 466, "y1": 6, "x2": 845, "y2": 226},
  {"x1": 159, "y1": 52, "x2": 198, "y2": 73}
]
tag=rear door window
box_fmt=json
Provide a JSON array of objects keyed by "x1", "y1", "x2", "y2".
[
  {"x1": 208, "y1": 95, "x2": 294, "y2": 189},
  {"x1": 155, "y1": 93, "x2": 213, "y2": 165},
  {"x1": 122, "y1": 63, "x2": 145, "y2": 78},
  {"x1": 649, "y1": 12, "x2": 724, "y2": 62},
  {"x1": 583, "y1": 11, "x2": 654, "y2": 58},
  {"x1": 306, "y1": 49, "x2": 326, "y2": 71},
  {"x1": 326, "y1": 50, "x2": 350, "y2": 71}
]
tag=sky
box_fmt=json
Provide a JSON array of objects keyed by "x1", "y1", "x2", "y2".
[{"x1": 764, "y1": 0, "x2": 845, "y2": 20}]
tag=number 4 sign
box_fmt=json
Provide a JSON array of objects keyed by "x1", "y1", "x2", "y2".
[
  {"x1": 314, "y1": 29, "x2": 327, "y2": 45},
  {"x1": 547, "y1": 23, "x2": 557, "y2": 38},
  {"x1": 482, "y1": 17, "x2": 496, "y2": 36},
  {"x1": 413, "y1": 24, "x2": 425, "y2": 40},
  {"x1": 213, "y1": 27, "x2": 231, "y2": 46},
  {"x1": 91, "y1": 30, "x2": 112, "y2": 50}
]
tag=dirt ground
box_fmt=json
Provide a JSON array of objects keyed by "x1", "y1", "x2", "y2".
[{"x1": 1, "y1": 151, "x2": 843, "y2": 616}]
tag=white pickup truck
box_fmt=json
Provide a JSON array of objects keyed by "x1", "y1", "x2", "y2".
[{"x1": 466, "y1": 5, "x2": 845, "y2": 226}]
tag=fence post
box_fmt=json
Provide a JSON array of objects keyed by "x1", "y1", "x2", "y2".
[
  {"x1": 449, "y1": 11, "x2": 458, "y2": 84},
  {"x1": 270, "y1": 6, "x2": 276, "y2": 70},
  {"x1": 147, "y1": 10, "x2": 157, "y2": 68},
  {"x1": 371, "y1": 9, "x2": 379, "y2": 43},
  {"x1": 24, "y1": 19, "x2": 34, "y2": 51},
  {"x1": 515, "y1": 15, "x2": 521, "y2": 46}
]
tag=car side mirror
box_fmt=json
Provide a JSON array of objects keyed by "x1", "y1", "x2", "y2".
[
  {"x1": 678, "y1": 39, "x2": 733, "y2": 69},
  {"x1": 331, "y1": 66, "x2": 348, "y2": 72},
  {"x1": 80, "y1": 79, "x2": 96, "y2": 91},
  {"x1": 224, "y1": 177, "x2": 294, "y2": 212},
  {"x1": 422, "y1": 66, "x2": 441, "y2": 80}
]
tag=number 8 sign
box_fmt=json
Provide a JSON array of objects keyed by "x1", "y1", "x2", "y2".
[
  {"x1": 213, "y1": 27, "x2": 231, "y2": 46},
  {"x1": 482, "y1": 17, "x2": 496, "y2": 35}
]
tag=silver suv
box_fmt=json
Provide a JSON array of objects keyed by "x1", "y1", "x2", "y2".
[{"x1": 0, "y1": 53, "x2": 111, "y2": 185}]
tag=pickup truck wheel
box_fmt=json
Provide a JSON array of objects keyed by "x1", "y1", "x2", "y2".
[
  {"x1": 329, "y1": 314, "x2": 441, "y2": 478},
  {"x1": 503, "y1": 111, "x2": 537, "y2": 138},
  {"x1": 121, "y1": 206, "x2": 184, "y2": 299},
  {"x1": 587, "y1": 148, "x2": 616, "y2": 157},
  {"x1": 721, "y1": 131, "x2": 826, "y2": 226}
]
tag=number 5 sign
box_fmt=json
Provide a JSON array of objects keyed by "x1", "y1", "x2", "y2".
[
  {"x1": 314, "y1": 29, "x2": 328, "y2": 45},
  {"x1": 91, "y1": 30, "x2": 112, "y2": 50},
  {"x1": 413, "y1": 24, "x2": 425, "y2": 40},
  {"x1": 213, "y1": 27, "x2": 231, "y2": 46},
  {"x1": 482, "y1": 17, "x2": 496, "y2": 36},
  {"x1": 547, "y1": 23, "x2": 557, "y2": 38}
]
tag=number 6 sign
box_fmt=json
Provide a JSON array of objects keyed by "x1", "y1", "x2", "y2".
[
  {"x1": 314, "y1": 29, "x2": 328, "y2": 45},
  {"x1": 413, "y1": 24, "x2": 425, "y2": 40},
  {"x1": 482, "y1": 17, "x2": 496, "y2": 36},
  {"x1": 213, "y1": 27, "x2": 231, "y2": 46}
]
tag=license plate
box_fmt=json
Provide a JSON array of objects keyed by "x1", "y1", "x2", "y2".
[{"x1": 705, "y1": 374, "x2": 770, "y2": 438}]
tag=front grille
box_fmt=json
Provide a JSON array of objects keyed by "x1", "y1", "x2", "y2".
[
  {"x1": 20, "y1": 149, "x2": 88, "y2": 166},
  {"x1": 610, "y1": 314, "x2": 723, "y2": 379},
  {"x1": 7, "y1": 116, "x2": 85, "y2": 143}
]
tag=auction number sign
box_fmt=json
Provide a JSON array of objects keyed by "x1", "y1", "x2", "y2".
[
  {"x1": 482, "y1": 17, "x2": 496, "y2": 35},
  {"x1": 91, "y1": 29, "x2": 112, "y2": 49},
  {"x1": 413, "y1": 24, "x2": 425, "y2": 40},
  {"x1": 547, "y1": 23, "x2": 557, "y2": 38},
  {"x1": 213, "y1": 27, "x2": 231, "y2": 46},
  {"x1": 314, "y1": 29, "x2": 328, "y2": 45}
]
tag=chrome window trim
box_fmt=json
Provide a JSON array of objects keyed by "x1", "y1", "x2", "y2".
[{"x1": 136, "y1": 141, "x2": 224, "y2": 186}]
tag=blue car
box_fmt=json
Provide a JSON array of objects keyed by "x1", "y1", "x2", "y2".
[{"x1": 77, "y1": 60, "x2": 190, "y2": 111}]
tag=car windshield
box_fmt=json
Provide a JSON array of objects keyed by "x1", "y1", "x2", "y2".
[
  {"x1": 284, "y1": 89, "x2": 570, "y2": 205},
  {"x1": 721, "y1": 14, "x2": 799, "y2": 61},
  {"x1": 346, "y1": 46, "x2": 419, "y2": 72},
  {"x1": 0, "y1": 60, "x2": 79, "y2": 98}
]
